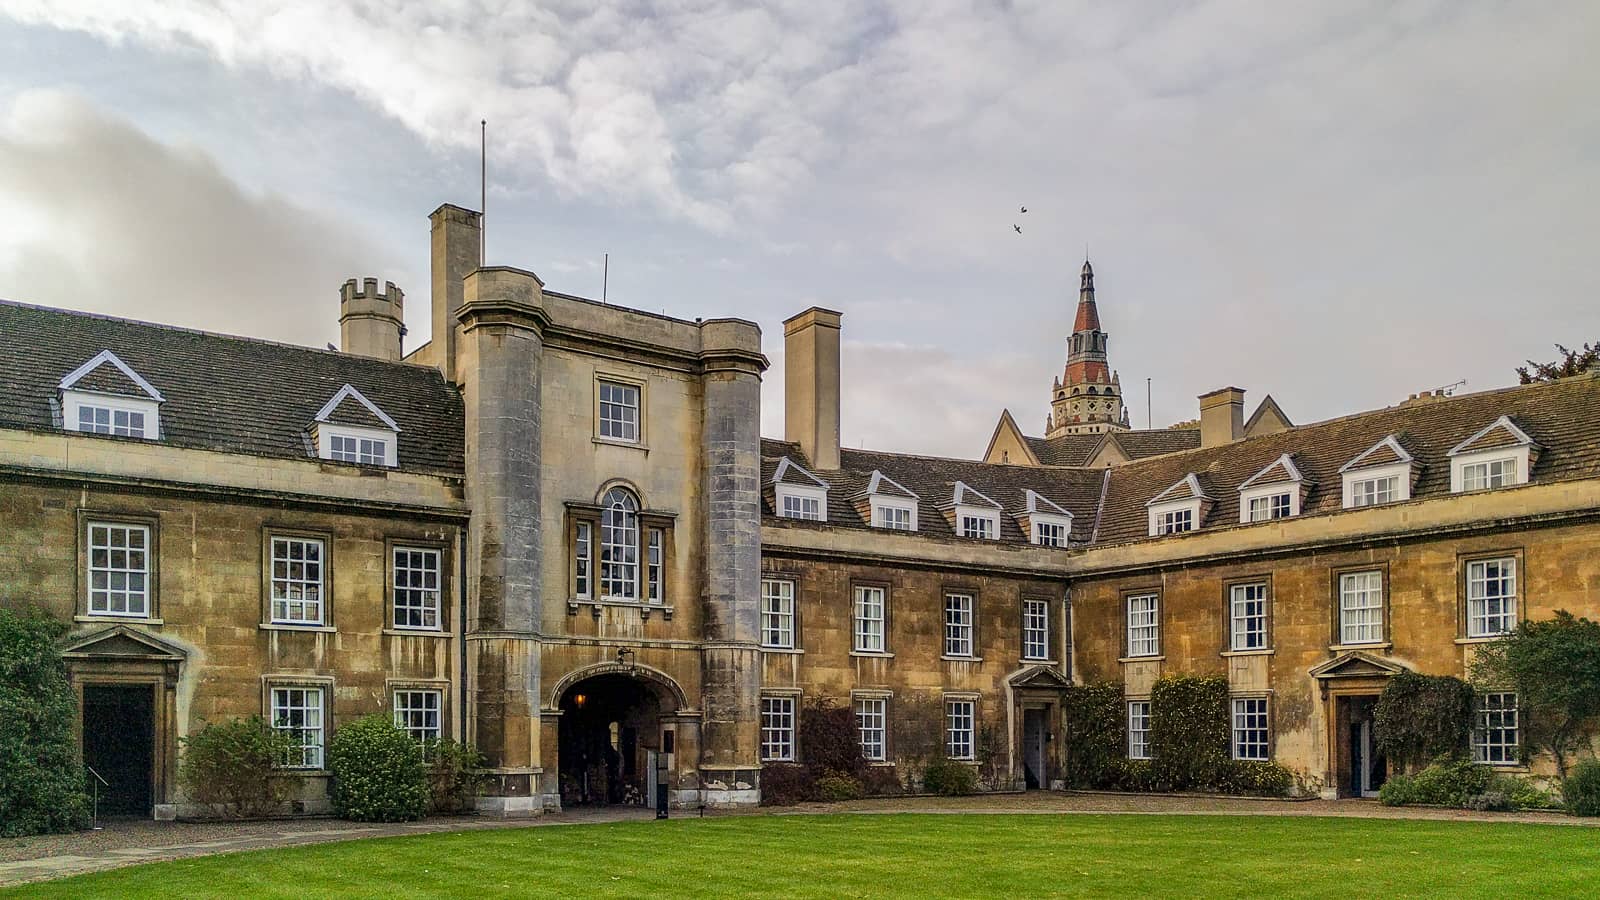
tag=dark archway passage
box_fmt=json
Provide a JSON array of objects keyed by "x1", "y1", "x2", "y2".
[{"x1": 557, "y1": 673, "x2": 672, "y2": 807}]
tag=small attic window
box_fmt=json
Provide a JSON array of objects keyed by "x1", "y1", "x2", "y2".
[
  {"x1": 59, "y1": 350, "x2": 165, "y2": 441},
  {"x1": 1238, "y1": 453, "x2": 1309, "y2": 524},
  {"x1": 771, "y1": 458, "x2": 828, "y2": 522},
  {"x1": 1448, "y1": 416, "x2": 1536, "y2": 494},
  {"x1": 313, "y1": 384, "x2": 400, "y2": 468},
  {"x1": 1023, "y1": 490, "x2": 1073, "y2": 548},
  {"x1": 1339, "y1": 435, "x2": 1415, "y2": 509},
  {"x1": 862, "y1": 471, "x2": 919, "y2": 532},
  {"x1": 1147, "y1": 474, "x2": 1211, "y2": 537},
  {"x1": 949, "y1": 481, "x2": 1002, "y2": 540}
]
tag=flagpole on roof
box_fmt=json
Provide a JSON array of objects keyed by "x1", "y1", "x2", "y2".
[{"x1": 480, "y1": 119, "x2": 487, "y2": 267}]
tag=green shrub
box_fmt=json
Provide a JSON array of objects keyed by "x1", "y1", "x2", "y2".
[
  {"x1": 423, "y1": 738, "x2": 486, "y2": 815},
  {"x1": 1109, "y1": 758, "x2": 1157, "y2": 793},
  {"x1": 0, "y1": 609, "x2": 91, "y2": 836},
  {"x1": 179, "y1": 716, "x2": 292, "y2": 818},
  {"x1": 327, "y1": 715, "x2": 428, "y2": 822},
  {"x1": 1563, "y1": 760, "x2": 1600, "y2": 816},
  {"x1": 759, "y1": 764, "x2": 813, "y2": 806},
  {"x1": 1212, "y1": 760, "x2": 1294, "y2": 797},
  {"x1": 1378, "y1": 756, "x2": 1490, "y2": 807},
  {"x1": 1149, "y1": 675, "x2": 1230, "y2": 791},
  {"x1": 1492, "y1": 773, "x2": 1558, "y2": 811},
  {"x1": 815, "y1": 773, "x2": 864, "y2": 802},
  {"x1": 922, "y1": 759, "x2": 978, "y2": 796},
  {"x1": 1373, "y1": 672, "x2": 1475, "y2": 773},
  {"x1": 860, "y1": 766, "x2": 903, "y2": 796},
  {"x1": 1062, "y1": 681, "x2": 1125, "y2": 788},
  {"x1": 1465, "y1": 791, "x2": 1511, "y2": 812}
]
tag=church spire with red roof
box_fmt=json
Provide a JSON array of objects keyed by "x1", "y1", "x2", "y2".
[{"x1": 1047, "y1": 259, "x2": 1128, "y2": 438}]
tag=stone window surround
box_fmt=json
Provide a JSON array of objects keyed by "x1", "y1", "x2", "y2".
[
  {"x1": 259, "y1": 525, "x2": 336, "y2": 632},
  {"x1": 592, "y1": 371, "x2": 648, "y2": 449},
  {"x1": 1328, "y1": 562, "x2": 1392, "y2": 650},
  {"x1": 388, "y1": 677, "x2": 453, "y2": 747},
  {"x1": 1230, "y1": 692, "x2": 1274, "y2": 761},
  {"x1": 260, "y1": 674, "x2": 335, "y2": 774},
  {"x1": 385, "y1": 538, "x2": 451, "y2": 635},
  {"x1": 1222, "y1": 574, "x2": 1273, "y2": 655},
  {"x1": 943, "y1": 692, "x2": 979, "y2": 761},
  {"x1": 852, "y1": 690, "x2": 892, "y2": 763},
  {"x1": 760, "y1": 576, "x2": 800, "y2": 651},
  {"x1": 760, "y1": 689, "x2": 800, "y2": 762},
  {"x1": 1456, "y1": 547, "x2": 1525, "y2": 641},
  {"x1": 1120, "y1": 587, "x2": 1163, "y2": 661},
  {"x1": 75, "y1": 507, "x2": 163, "y2": 625},
  {"x1": 564, "y1": 490, "x2": 676, "y2": 620},
  {"x1": 1021, "y1": 595, "x2": 1055, "y2": 663},
  {"x1": 941, "y1": 586, "x2": 981, "y2": 660},
  {"x1": 850, "y1": 579, "x2": 894, "y2": 657}
]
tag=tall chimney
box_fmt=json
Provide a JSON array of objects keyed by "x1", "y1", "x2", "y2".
[
  {"x1": 338, "y1": 278, "x2": 405, "y2": 361},
  {"x1": 783, "y1": 307, "x2": 842, "y2": 470},
  {"x1": 1198, "y1": 387, "x2": 1246, "y2": 448},
  {"x1": 429, "y1": 204, "x2": 482, "y2": 382}
]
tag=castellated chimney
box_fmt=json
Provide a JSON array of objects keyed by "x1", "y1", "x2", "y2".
[
  {"x1": 339, "y1": 278, "x2": 405, "y2": 361},
  {"x1": 1198, "y1": 386, "x2": 1246, "y2": 448},
  {"x1": 784, "y1": 307, "x2": 843, "y2": 470},
  {"x1": 429, "y1": 204, "x2": 483, "y2": 382}
]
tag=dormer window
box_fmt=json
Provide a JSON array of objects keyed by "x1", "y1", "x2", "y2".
[
  {"x1": 1022, "y1": 490, "x2": 1073, "y2": 548},
  {"x1": 860, "y1": 471, "x2": 919, "y2": 532},
  {"x1": 1238, "y1": 453, "x2": 1309, "y2": 523},
  {"x1": 946, "y1": 481, "x2": 1002, "y2": 540},
  {"x1": 1147, "y1": 474, "x2": 1211, "y2": 537},
  {"x1": 1449, "y1": 416, "x2": 1537, "y2": 494},
  {"x1": 770, "y1": 458, "x2": 829, "y2": 522},
  {"x1": 58, "y1": 350, "x2": 164, "y2": 440},
  {"x1": 311, "y1": 384, "x2": 400, "y2": 468},
  {"x1": 1340, "y1": 435, "x2": 1415, "y2": 509}
]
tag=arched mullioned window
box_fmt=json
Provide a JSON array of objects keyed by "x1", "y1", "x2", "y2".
[{"x1": 600, "y1": 487, "x2": 639, "y2": 600}]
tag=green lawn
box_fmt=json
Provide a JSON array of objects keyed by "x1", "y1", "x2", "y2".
[{"x1": 7, "y1": 813, "x2": 1600, "y2": 898}]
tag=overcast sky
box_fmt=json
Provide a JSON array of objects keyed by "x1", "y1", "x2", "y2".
[{"x1": 0, "y1": 2, "x2": 1595, "y2": 458}]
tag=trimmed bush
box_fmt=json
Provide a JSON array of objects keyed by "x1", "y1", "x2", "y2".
[
  {"x1": 179, "y1": 716, "x2": 292, "y2": 818},
  {"x1": 815, "y1": 773, "x2": 864, "y2": 802},
  {"x1": 423, "y1": 738, "x2": 486, "y2": 815},
  {"x1": 922, "y1": 759, "x2": 978, "y2": 796},
  {"x1": 1149, "y1": 675, "x2": 1230, "y2": 791},
  {"x1": 1379, "y1": 757, "x2": 1491, "y2": 807},
  {"x1": 1564, "y1": 760, "x2": 1600, "y2": 816},
  {"x1": 327, "y1": 715, "x2": 428, "y2": 822},
  {"x1": 1062, "y1": 680, "x2": 1125, "y2": 788},
  {"x1": 1373, "y1": 672, "x2": 1475, "y2": 773},
  {"x1": 1212, "y1": 760, "x2": 1295, "y2": 798},
  {"x1": 0, "y1": 609, "x2": 91, "y2": 836},
  {"x1": 759, "y1": 764, "x2": 813, "y2": 806}
]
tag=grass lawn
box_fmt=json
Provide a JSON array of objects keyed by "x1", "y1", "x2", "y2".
[{"x1": 6, "y1": 813, "x2": 1599, "y2": 898}]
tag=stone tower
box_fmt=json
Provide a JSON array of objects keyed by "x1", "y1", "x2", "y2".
[{"x1": 1046, "y1": 260, "x2": 1129, "y2": 438}]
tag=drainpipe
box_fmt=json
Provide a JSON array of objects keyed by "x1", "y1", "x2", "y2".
[{"x1": 458, "y1": 527, "x2": 468, "y2": 742}]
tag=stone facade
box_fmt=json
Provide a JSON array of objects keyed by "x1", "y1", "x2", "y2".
[{"x1": 4, "y1": 200, "x2": 1598, "y2": 822}]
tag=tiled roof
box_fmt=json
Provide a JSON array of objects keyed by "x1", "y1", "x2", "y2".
[
  {"x1": 68, "y1": 361, "x2": 154, "y2": 398},
  {"x1": 1109, "y1": 428, "x2": 1203, "y2": 459},
  {"x1": 768, "y1": 374, "x2": 1600, "y2": 553},
  {"x1": 761, "y1": 440, "x2": 1108, "y2": 544},
  {"x1": 0, "y1": 300, "x2": 464, "y2": 474},
  {"x1": 1025, "y1": 433, "x2": 1102, "y2": 466},
  {"x1": 1094, "y1": 376, "x2": 1600, "y2": 544}
]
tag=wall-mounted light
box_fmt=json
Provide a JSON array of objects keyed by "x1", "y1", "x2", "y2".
[
  {"x1": 573, "y1": 693, "x2": 587, "y2": 709},
  {"x1": 617, "y1": 647, "x2": 637, "y2": 669}
]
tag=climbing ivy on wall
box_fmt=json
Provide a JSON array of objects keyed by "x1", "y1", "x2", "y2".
[
  {"x1": 1061, "y1": 680, "x2": 1125, "y2": 788},
  {"x1": 1373, "y1": 671, "x2": 1475, "y2": 773},
  {"x1": 1149, "y1": 675, "x2": 1232, "y2": 791}
]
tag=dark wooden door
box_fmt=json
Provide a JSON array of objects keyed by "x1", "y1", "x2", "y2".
[{"x1": 83, "y1": 684, "x2": 154, "y2": 817}]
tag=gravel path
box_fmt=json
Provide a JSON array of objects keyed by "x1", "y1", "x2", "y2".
[{"x1": 1, "y1": 793, "x2": 1588, "y2": 887}]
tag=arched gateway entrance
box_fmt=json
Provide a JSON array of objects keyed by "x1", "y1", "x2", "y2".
[{"x1": 554, "y1": 664, "x2": 685, "y2": 808}]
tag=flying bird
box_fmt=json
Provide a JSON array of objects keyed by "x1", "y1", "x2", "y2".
[
  {"x1": 1020, "y1": 206, "x2": 1028, "y2": 213},
  {"x1": 1013, "y1": 224, "x2": 1023, "y2": 234}
]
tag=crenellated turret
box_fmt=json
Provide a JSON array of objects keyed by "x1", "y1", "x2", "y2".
[{"x1": 339, "y1": 277, "x2": 406, "y2": 361}]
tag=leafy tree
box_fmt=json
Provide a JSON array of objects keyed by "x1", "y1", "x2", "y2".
[
  {"x1": 1471, "y1": 611, "x2": 1600, "y2": 778},
  {"x1": 1372, "y1": 672, "x2": 1475, "y2": 774},
  {"x1": 0, "y1": 608, "x2": 91, "y2": 836},
  {"x1": 1517, "y1": 342, "x2": 1600, "y2": 383}
]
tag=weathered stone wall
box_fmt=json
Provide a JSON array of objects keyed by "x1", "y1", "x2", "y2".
[
  {"x1": 1070, "y1": 516, "x2": 1600, "y2": 790},
  {"x1": 760, "y1": 528, "x2": 1069, "y2": 786},
  {"x1": 0, "y1": 475, "x2": 463, "y2": 813}
]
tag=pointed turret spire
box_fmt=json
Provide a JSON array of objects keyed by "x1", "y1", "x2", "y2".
[
  {"x1": 1072, "y1": 258, "x2": 1101, "y2": 333},
  {"x1": 1046, "y1": 257, "x2": 1126, "y2": 438},
  {"x1": 1080, "y1": 259, "x2": 1094, "y2": 295}
]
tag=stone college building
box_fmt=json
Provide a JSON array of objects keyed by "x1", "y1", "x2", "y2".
[{"x1": 3, "y1": 207, "x2": 1597, "y2": 817}]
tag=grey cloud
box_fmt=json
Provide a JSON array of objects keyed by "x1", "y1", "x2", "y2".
[{"x1": 0, "y1": 90, "x2": 400, "y2": 349}]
